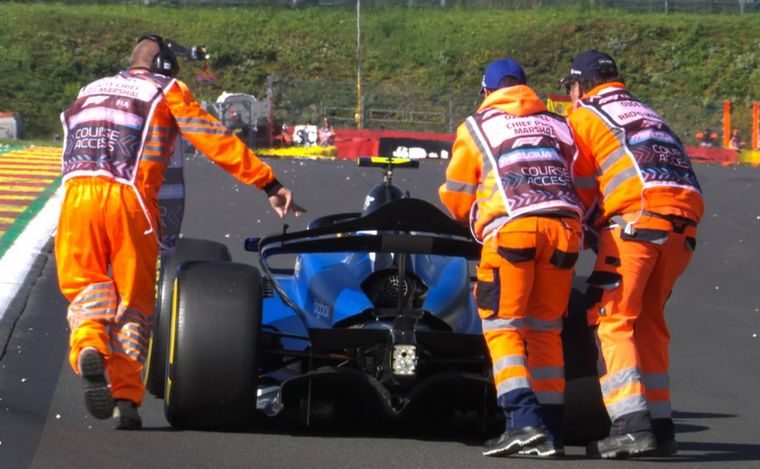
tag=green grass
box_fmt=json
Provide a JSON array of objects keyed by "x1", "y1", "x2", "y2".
[
  {"x1": 1, "y1": 3, "x2": 759, "y2": 142},
  {"x1": 0, "y1": 139, "x2": 62, "y2": 148}
]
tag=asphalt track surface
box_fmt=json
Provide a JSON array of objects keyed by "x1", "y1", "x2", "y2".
[{"x1": 1, "y1": 155, "x2": 759, "y2": 468}]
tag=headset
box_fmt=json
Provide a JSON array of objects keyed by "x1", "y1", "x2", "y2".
[{"x1": 138, "y1": 34, "x2": 179, "y2": 77}]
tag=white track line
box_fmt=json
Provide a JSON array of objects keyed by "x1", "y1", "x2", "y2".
[{"x1": 0, "y1": 185, "x2": 63, "y2": 320}]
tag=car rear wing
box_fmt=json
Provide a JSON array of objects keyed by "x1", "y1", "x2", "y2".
[
  {"x1": 246, "y1": 197, "x2": 480, "y2": 261},
  {"x1": 247, "y1": 197, "x2": 481, "y2": 327},
  {"x1": 357, "y1": 156, "x2": 419, "y2": 169}
]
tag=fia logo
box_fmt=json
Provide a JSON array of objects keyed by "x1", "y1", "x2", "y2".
[{"x1": 115, "y1": 99, "x2": 131, "y2": 110}]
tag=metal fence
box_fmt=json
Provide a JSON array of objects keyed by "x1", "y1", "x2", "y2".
[
  {"x1": 590, "y1": 0, "x2": 760, "y2": 13},
  {"x1": 268, "y1": 76, "x2": 476, "y2": 134},
  {"x1": 135, "y1": 0, "x2": 760, "y2": 13}
]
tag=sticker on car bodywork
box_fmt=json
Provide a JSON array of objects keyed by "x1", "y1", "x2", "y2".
[{"x1": 313, "y1": 295, "x2": 333, "y2": 322}]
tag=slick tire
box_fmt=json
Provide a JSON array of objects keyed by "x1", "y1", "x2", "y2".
[
  {"x1": 146, "y1": 238, "x2": 231, "y2": 398},
  {"x1": 165, "y1": 260, "x2": 261, "y2": 430}
]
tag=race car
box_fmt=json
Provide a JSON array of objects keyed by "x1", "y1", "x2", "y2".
[{"x1": 145, "y1": 156, "x2": 609, "y2": 443}]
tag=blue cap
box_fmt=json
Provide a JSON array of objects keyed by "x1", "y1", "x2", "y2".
[{"x1": 481, "y1": 58, "x2": 527, "y2": 93}]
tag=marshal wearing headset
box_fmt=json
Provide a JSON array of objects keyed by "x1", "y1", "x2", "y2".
[{"x1": 55, "y1": 34, "x2": 304, "y2": 430}]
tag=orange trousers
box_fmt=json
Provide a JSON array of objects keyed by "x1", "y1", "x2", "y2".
[
  {"x1": 587, "y1": 224, "x2": 695, "y2": 433},
  {"x1": 476, "y1": 216, "x2": 581, "y2": 434},
  {"x1": 55, "y1": 177, "x2": 158, "y2": 406}
]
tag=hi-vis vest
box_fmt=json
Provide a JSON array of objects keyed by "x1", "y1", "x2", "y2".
[
  {"x1": 466, "y1": 109, "x2": 584, "y2": 226},
  {"x1": 60, "y1": 71, "x2": 176, "y2": 184},
  {"x1": 577, "y1": 88, "x2": 702, "y2": 197}
]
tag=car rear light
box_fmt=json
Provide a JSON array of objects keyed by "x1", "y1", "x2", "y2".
[{"x1": 391, "y1": 344, "x2": 417, "y2": 376}]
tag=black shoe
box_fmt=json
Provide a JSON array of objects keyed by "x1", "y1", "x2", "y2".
[
  {"x1": 78, "y1": 348, "x2": 114, "y2": 419},
  {"x1": 587, "y1": 430, "x2": 657, "y2": 459},
  {"x1": 653, "y1": 418, "x2": 678, "y2": 456},
  {"x1": 482, "y1": 426, "x2": 547, "y2": 457},
  {"x1": 113, "y1": 399, "x2": 142, "y2": 430},
  {"x1": 518, "y1": 441, "x2": 565, "y2": 457}
]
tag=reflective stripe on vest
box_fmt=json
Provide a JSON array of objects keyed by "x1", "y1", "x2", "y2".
[
  {"x1": 466, "y1": 109, "x2": 583, "y2": 226},
  {"x1": 578, "y1": 88, "x2": 702, "y2": 204},
  {"x1": 61, "y1": 71, "x2": 176, "y2": 184}
]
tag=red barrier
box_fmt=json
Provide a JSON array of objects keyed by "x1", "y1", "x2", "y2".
[
  {"x1": 333, "y1": 129, "x2": 380, "y2": 160},
  {"x1": 686, "y1": 147, "x2": 739, "y2": 164},
  {"x1": 334, "y1": 128, "x2": 454, "y2": 160},
  {"x1": 334, "y1": 128, "x2": 738, "y2": 165}
]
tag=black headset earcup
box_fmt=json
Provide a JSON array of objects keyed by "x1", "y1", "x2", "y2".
[
  {"x1": 139, "y1": 34, "x2": 178, "y2": 77},
  {"x1": 153, "y1": 52, "x2": 178, "y2": 77}
]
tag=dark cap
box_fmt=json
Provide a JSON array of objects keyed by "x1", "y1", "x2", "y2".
[
  {"x1": 559, "y1": 50, "x2": 619, "y2": 85},
  {"x1": 481, "y1": 58, "x2": 527, "y2": 94}
]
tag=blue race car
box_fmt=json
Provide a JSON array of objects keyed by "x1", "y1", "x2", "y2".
[{"x1": 146, "y1": 156, "x2": 609, "y2": 443}]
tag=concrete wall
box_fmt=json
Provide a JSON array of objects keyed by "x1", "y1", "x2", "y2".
[{"x1": 0, "y1": 113, "x2": 21, "y2": 140}]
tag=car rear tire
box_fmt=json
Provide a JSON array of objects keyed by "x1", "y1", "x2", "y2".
[
  {"x1": 146, "y1": 238, "x2": 231, "y2": 398},
  {"x1": 563, "y1": 286, "x2": 611, "y2": 444},
  {"x1": 164, "y1": 260, "x2": 262, "y2": 430}
]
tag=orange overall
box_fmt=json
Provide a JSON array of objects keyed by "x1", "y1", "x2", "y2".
[
  {"x1": 569, "y1": 82, "x2": 703, "y2": 434},
  {"x1": 56, "y1": 70, "x2": 276, "y2": 405},
  {"x1": 440, "y1": 85, "x2": 583, "y2": 442}
]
